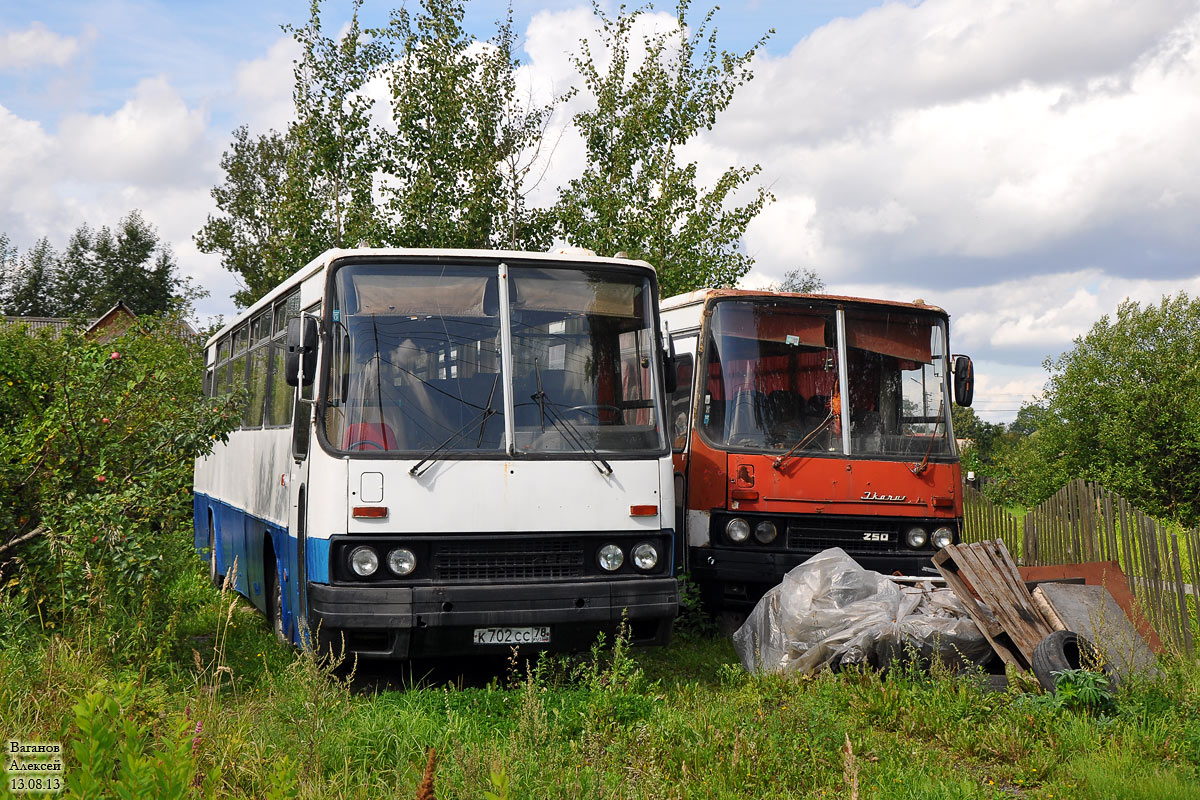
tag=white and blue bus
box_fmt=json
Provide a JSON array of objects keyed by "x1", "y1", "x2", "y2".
[{"x1": 194, "y1": 248, "x2": 678, "y2": 658}]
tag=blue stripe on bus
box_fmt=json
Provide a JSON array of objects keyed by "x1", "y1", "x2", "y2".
[
  {"x1": 307, "y1": 537, "x2": 330, "y2": 584},
  {"x1": 193, "y1": 493, "x2": 332, "y2": 584},
  {"x1": 192, "y1": 493, "x2": 334, "y2": 647}
]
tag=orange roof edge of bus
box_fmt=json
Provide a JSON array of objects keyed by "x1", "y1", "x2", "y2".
[{"x1": 661, "y1": 287, "x2": 949, "y2": 318}]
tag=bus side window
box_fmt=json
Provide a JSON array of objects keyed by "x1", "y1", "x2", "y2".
[
  {"x1": 267, "y1": 291, "x2": 300, "y2": 427},
  {"x1": 670, "y1": 353, "x2": 694, "y2": 451},
  {"x1": 231, "y1": 353, "x2": 248, "y2": 429},
  {"x1": 213, "y1": 358, "x2": 228, "y2": 399},
  {"x1": 267, "y1": 338, "x2": 292, "y2": 426}
]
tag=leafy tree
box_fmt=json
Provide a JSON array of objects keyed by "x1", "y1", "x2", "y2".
[
  {"x1": 199, "y1": 0, "x2": 555, "y2": 307},
  {"x1": 3, "y1": 213, "x2": 193, "y2": 319},
  {"x1": 0, "y1": 233, "x2": 15, "y2": 311},
  {"x1": 1007, "y1": 294, "x2": 1200, "y2": 523},
  {"x1": 1008, "y1": 401, "x2": 1049, "y2": 436},
  {"x1": 285, "y1": 0, "x2": 386, "y2": 250},
  {"x1": 0, "y1": 316, "x2": 239, "y2": 639},
  {"x1": 554, "y1": 1, "x2": 771, "y2": 296},
  {"x1": 196, "y1": 127, "x2": 311, "y2": 307},
  {"x1": 199, "y1": 1, "x2": 386, "y2": 307},
  {"x1": 378, "y1": 0, "x2": 556, "y2": 249},
  {"x1": 36, "y1": 212, "x2": 193, "y2": 317},
  {"x1": 53, "y1": 224, "x2": 101, "y2": 315},
  {"x1": 951, "y1": 405, "x2": 1007, "y2": 477},
  {"x1": 87, "y1": 211, "x2": 185, "y2": 315},
  {"x1": 772, "y1": 267, "x2": 825, "y2": 293},
  {"x1": 3, "y1": 237, "x2": 59, "y2": 317}
]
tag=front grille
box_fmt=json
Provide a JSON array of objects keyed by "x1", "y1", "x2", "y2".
[
  {"x1": 433, "y1": 538, "x2": 586, "y2": 582},
  {"x1": 786, "y1": 525, "x2": 900, "y2": 553}
]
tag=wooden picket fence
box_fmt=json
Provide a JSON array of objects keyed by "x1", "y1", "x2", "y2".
[
  {"x1": 961, "y1": 479, "x2": 1199, "y2": 654},
  {"x1": 962, "y1": 484, "x2": 1020, "y2": 558}
]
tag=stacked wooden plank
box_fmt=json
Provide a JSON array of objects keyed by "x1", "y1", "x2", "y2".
[{"x1": 933, "y1": 540, "x2": 1057, "y2": 671}]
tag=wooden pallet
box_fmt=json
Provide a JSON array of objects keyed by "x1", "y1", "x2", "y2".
[{"x1": 933, "y1": 540, "x2": 1056, "y2": 671}]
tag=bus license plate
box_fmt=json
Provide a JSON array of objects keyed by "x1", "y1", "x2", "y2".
[{"x1": 473, "y1": 626, "x2": 551, "y2": 645}]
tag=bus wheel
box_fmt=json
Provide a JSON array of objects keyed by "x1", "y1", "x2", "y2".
[{"x1": 268, "y1": 566, "x2": 288, "y2": 646}]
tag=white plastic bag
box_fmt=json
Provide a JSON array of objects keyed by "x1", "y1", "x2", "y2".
[{"x1": 733, "y1": 548, "x2": 990, "y2": 674}]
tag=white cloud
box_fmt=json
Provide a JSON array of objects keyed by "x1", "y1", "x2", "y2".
[
  {"x1": 724, "y1": 0, "x2": 1196, "y2": 146},
  {"x1": 970, "y1": 364, "x2": 1048, "y2": 423},
  {"x1": 0, "y1": 76, "x2": 228, "y2": 322},
  {"x1": 234, "y1": 35, "x2": 301, "y2": 134},
  {"x1": 6, "y1": 0, "x2": 1200, "y2": 412},
  {"x1": 723, "y1": 0, "x2": 1200, "y2": 286},
  {"x1": 57, "y1": 77, "x2": 212, "y2": 186},
  {"x1": 518, "y1": 5, "x2": 697, "y2": 210},
  {"x1": 0, "y1": 22, "x2": 85, "y2": 70}
]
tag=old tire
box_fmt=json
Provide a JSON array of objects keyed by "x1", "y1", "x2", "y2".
[{"x1": 1031, "y1": 630, "x2": 1107, "y2": 692}]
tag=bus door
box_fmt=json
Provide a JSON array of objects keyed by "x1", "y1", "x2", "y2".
[
  {"x1": 284, "y1": 309, "x2": 319, "y2": 646},
  {"x1": 668, "y1": 335, "x2": 697, "y2": 566}
]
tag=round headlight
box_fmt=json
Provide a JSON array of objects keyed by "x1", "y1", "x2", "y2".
[
  {"x1": 905, "y1": 527, "x2": 928, "y2": 549},
  {"x1": 598, "y1": 544, "x2": 624, "y2": 571},
  {"x1": 754, "y1": 520, "x2": 778, "y2": 544},
  {"x1": 349, "y1": 546, "x2": 378, "y2": 577},
  {"x1": 387, "y1": 547, "x2": 417, "y2": 576},
  {"x1": 932, "y1": 527, "x2": 954, "y2": 549},
  {"x1": 726, "y1": 518, "x2": 750, "y2": 543},
  {"x1": 632, "y1": 542, "x2": 659, "y2": 570}
]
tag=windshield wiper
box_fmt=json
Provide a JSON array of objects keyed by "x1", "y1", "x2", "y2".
[
  {"x1": 409, "y1": 376, "x2": 501, "y2": 478},
  {"x1": 530, "y1": 360, "x2": 613, "y2": 476},
  {"x1": 535, "y1": 359, "x2": 548, "y2": 431},
  {"x1": 772, "y1": 411, "x2": 834, "y2": 471},
  {"x1": 476, "y1": 374, "x2": 500, "y2": 447},
  {"x1": 908, "y1": 400, "x2": 945, "y2": 476}
]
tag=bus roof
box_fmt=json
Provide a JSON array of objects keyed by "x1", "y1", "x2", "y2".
[
  {"x1": 206, "y1": 247, "x2": 656, "y2": 348},
  {"x1": 660, "y1": 287, "x2": 948, "y2": 317}
]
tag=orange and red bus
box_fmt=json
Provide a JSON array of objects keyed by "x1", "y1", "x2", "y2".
[{"x1": 661, "y1": 289, "x2": 974, "y2": 611}]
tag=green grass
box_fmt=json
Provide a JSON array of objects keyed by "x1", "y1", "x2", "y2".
[{"x1": 4, "y1": 561, "x2": 1200, "y2": 799}]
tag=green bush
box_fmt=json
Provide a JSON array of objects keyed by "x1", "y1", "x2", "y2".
[
  {"x1": 67, "y1": 681, "x2": 206, "y2": 799},
  {"x1": 0, "y1": 316, "x2": 239, "y2": 648}
]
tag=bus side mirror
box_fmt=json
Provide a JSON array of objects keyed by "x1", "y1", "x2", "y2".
[
  {"x1": 286, "y1": 316, "x2": 319, "y2": 387},
  {"x1": 953, "y1": 355, "x2": 974, "y2": 407}
]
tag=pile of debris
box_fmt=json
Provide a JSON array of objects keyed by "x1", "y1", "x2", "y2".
[{"x1": 734, "y1": 540, "x2": 1159, "y2": 687}]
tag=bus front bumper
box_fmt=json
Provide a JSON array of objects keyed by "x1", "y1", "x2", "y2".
[{"x1": 307, "y1": 578, "x2": 678, "y2": 659}]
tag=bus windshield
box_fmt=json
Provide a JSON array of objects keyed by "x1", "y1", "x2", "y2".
[
  {"x1": 323, "y1": 262, "x2": 665, "y2": 456},
  {"x1": 845, "y1": 308, "x2": 951, "y2": 458},
  {"x1": 701, "y1": 299, "x2": 952, "y2": 458},
  {"x1": 509, "y1": 266, "x2": 663, "y2": 454},
  {"x1": 701, "y1": 300, "x2": 839, "y2": 451}
]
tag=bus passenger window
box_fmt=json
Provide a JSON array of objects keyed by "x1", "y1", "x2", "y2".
[
  {"x1": 266, "y1": 339, "x2": 291, "y2": 426},
  {"x1": 230, "y1": 353, "x2": 247, "y2": 429},
  {"x1": 246, "y1": 348, "x2": 268, "y2": 427}
]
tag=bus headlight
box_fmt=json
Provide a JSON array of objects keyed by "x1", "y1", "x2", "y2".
[
  {"x1": 632, "y1": 542, "x2": 659, "y2": 571},
  {"x1": 726, "y1": 518, "x2": 750, "y2": 543},
  {"x1": 905, "y1": 527, "x2": 928, "y2": 548},
  {"x1": 932, "y1": 527, "x2": 954, "y2": 549},
  {"x1": 386, "y1": 547, "x2": 417, "y2": 576},
  {"x1": 754, "y1": 521, "x2": 778, "y2": 544},
  {"x1": 598, "y1": 544, "x2": 624, "y2": 571},
  {"x1": 348, "y1": 546, "x2": 379, "y2": 577}
]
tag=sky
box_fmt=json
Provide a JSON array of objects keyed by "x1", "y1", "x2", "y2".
[{"x1": 2, "y1": 0, "x2": 1199, "y2": 424}]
